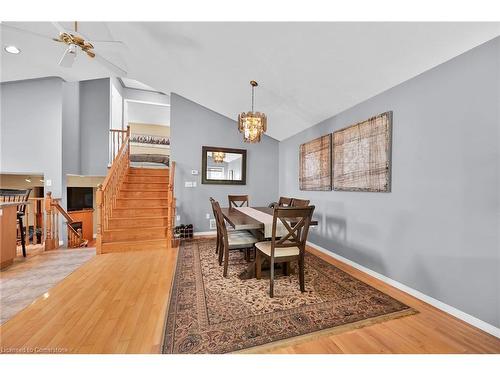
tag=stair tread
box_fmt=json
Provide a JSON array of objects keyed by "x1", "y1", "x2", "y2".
[
  {"x1": 110, "y1": 215, "x2": 169, "y2": 219},
  {"x1": 121, "y1": 188, "x2": 168, "y2": 191},
  {"x1": 102, "y1": 238, "x2": 168, "y2": 245},
  {"x1": 116, "y1": 197, "x2": 168, "y2": 200},
  {"x1": 112, "y1": 206, "x2": 169, "y2": 209},
  {"x1": 104, "y1": 226, "x2": 167, "y2": 232},
  {"x1": 127, "y1": 174, "x2": 169, "y2": 177},
  {"x1": 123, "y1": 182, "x2": 169, "y2": 184}
]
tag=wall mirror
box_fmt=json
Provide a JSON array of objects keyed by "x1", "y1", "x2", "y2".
[{"x1": 201, "y1": 146, "x2": 247, "y2": 185}]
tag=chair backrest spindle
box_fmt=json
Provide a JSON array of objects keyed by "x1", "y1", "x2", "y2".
[
  {"x1": 228, "y1": 194, "x2": 249, "y2": 208},
  {"x1": 270, "y1": 206, "x2": 315, "y2": 258}
]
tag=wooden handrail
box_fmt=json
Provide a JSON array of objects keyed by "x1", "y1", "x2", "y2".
[
  {"x1": 102, "y1": 126, "x2": 130, "y2": 190},
  {"x1": 44, "y1": 192, "x2": 85, "y2": 250},
  {"x1": 97, "y1": 126, "x2": 130, "y2": 254},
  {"x1": 109, "y1": 128, "x2": 129, "y2": 164},
  {"x1": 52, "y1": 202, "x2": 75, "y2": 224}
]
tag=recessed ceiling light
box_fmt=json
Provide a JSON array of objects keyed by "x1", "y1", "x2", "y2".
[{"x1": 4, "y1": 45, "x2": 21, "y2": 54}]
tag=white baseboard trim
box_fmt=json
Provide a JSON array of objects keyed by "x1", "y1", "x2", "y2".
[
  {"x1": 307, "y1": 241, "x2": 500, "y2": 339},
  {"x1": 194, "y1": 231, "x2": 217, "y2": 237}
]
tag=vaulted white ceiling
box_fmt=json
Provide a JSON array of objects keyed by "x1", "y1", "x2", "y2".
[{"x1": 2, "y1": 22, "x2": 499, "y2": 140}]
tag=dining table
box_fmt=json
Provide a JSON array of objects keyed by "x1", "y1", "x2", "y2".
[{"x1": 220, "y1": 206, "x2": 318, "y2": 279}]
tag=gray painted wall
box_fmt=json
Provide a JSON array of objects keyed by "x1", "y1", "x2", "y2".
[
  {"x1": 1, "y1": 77, "x2": 64, "y2": 197},
  {"x1": 170, "y1": 94, "x2": 279, "y2": 232},
  {"x1": 62, "y1": 81, "x2": 81, "y2": 175},
  {"x1": 80, "y1": 78, "x2": 110, "y2": 176},
  {"x1": 279, "y1": 37, "x2": 500, "y2": 327}
]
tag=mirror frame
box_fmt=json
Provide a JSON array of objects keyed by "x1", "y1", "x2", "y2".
[{"x1": 201, "y1": 146, "x2": 247, "y2": 185}]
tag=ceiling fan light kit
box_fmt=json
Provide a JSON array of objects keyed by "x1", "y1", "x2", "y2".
[{"x1": 4, "y1": 45, "x2": 21, "y2": 54}]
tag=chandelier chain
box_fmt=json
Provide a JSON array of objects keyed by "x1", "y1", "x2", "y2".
[{"x1": 251, "y1": 84, "x2": 255, "y2": 112}]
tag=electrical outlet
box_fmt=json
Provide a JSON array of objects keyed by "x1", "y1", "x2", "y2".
[
  {"x1": 185, "y1": 181, "x2": 193, "y2": 187},
  {"x1": 205, "y1": 213, "x2": 210, "y2": 219},
  {"x1": 191, "y1": 170, "x2": 199, "y2": 175},
  {"x1": 209, "y1": 219, "x2": 216, "y2": 230}
]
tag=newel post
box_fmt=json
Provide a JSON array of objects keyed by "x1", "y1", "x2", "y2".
[
  {"x1": 44, "y1": 192, "x2": 55, "y2": 250},
  {"x1": 96, "y1": 184, "x2": 103, "y2": 254}
]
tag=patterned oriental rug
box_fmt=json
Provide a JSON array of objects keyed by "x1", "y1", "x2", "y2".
[{"x1": 163, "y1": 239, "x2": 416, "y2": 354}]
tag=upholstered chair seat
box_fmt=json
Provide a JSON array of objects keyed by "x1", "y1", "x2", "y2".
[
  {"x1": 228, "y1": 230, "x2": 258, "y2": 249},
  {"x1": 255, "y1": 241, "x2": 300, "y2": 257}
]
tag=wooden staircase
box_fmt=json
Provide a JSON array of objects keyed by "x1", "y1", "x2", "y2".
[{"x1": 96, "y1": 127, "x2": 176, "y2": 254}]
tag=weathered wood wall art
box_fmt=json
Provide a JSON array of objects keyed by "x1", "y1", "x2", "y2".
[
  {"x1": 332, "y1": 111, "x2": 392, "y2": 192},
  {"x1": 299, "y1": 134, "x2": 332, "y2": 191}
]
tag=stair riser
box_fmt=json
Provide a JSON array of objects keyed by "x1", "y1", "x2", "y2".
[
  {"x1": 128, "y1": 168, "x2": 169, "y2": 176},
  {"x1": 108, "y1": 217, "x2": 169, "y2": 229},
  {"x1": 111, "y1": 208, "x2": 168, "y2": 217},
  {"x1": 119, "y1": 190, "x2": 168, "y2": 198},
  {"x1": 122, "y1": 183, "x2": 169, "y2": 190},
  {"x1": 101, "y1": 240, "x2": 169, "y2": 253},
  {"x1": 116, "y1": 199, "x2": 168, "y2": 208},
  {"x1": 103, "y1": 229, "x2": 167, "y2": 242},
  {"x1": 126, "y1": 176, "x2": 168, "y2": 183}
]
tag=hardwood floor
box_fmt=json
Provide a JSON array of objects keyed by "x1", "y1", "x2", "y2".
[
  {"x1": 0, "y1": 249, "x2": 176, "y2": 354},
  {"x1": 0, "y1": 243, "x2": 499, "y2": 354}
]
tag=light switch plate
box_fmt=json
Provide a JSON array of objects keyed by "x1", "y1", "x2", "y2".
[
  {"x1": 192, "y1": 181, "x2": 197, "y2": 187},
  {"x1": 176, "y1": 215, "x2": 180, "y2": 222},
  {"x1": 46, "y1": 179, "x2": 52, "y2": 187},
  {"x1": 191, "y1": 170, "x2": 199, "y2": 175},
  {"x1": 205, "y1": 213, "x2": 210, "y2": 219},
  {"x1": 185, "y1": 181, "x2": 193, "y2": 187}
]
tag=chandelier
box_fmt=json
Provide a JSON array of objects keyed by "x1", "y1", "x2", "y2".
[
  {"x1": 238, "y1": 80, "x2": 267, "y2": 143},
  {"x1": 212, "y1": 151, "x2": 226, "y2": 163}
]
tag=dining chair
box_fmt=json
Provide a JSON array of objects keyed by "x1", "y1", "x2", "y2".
[
  {"x1": 212, "y1": 199, "x2": 258, "y2": 277},
  {"x1": 0, "y1": 188, "x2": 32, "y2": 257},
  {"x1": 268, "y1": 196, "x2": 292, "y2": 208},
  {"x1": 278, "y1": 196, "x2": 293, "y2": 206},
  {"x1": 255, "y1": 205, "x2": 315, "y2": 297},
  {"x1": 228, "y1": 194, "x2": 249, "y2": 208},
  {"x1": 290, "y1": 198, "x2": 310, "y2": 207},
  {"x1": 209, "y1": 197, "x2": 221, "y2": 255}
]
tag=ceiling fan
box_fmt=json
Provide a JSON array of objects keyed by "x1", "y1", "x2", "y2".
[{"x1": 2, "y1": 21, "x2": 128, "y2": 77}]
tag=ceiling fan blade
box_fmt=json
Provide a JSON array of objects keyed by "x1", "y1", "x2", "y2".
[
  {"x1": 90, "y1": 40, "x2": 125, "y2": 45},
  {"x1": 93, "y1": 53, "x2": 127, "y2": 77},
  {"x1": 59, "y1": 47, "x2": 76, "y2": 68},
  {"x1": 52, "y1": 22, "x2": 68, "y2": 35},
  {"x1": 0, "y1": 23, "x2": 54, "y2": 41}
]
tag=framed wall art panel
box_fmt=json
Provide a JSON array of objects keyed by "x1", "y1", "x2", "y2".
[
  {"x1": 299, "y1": 134, "x2": 332, "y2": 191},
  {"x1": 332, "y1": 111, "x2": 392, "y2": 192}
]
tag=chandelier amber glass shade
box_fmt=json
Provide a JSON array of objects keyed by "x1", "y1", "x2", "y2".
[
  {"x1": 238, "y1": 80, "x2": 267, "y2": 143},
  {"x1": 212, "y1": 152, "x2": 226, "y2": 163},
  {"x1": 238, "y1": 112, "x2": 267, "y2": 143}
]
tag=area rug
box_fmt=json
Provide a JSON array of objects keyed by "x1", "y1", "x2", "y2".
[{"x1": 162, "y1": 239, "x2": 416, "y2": 354}]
